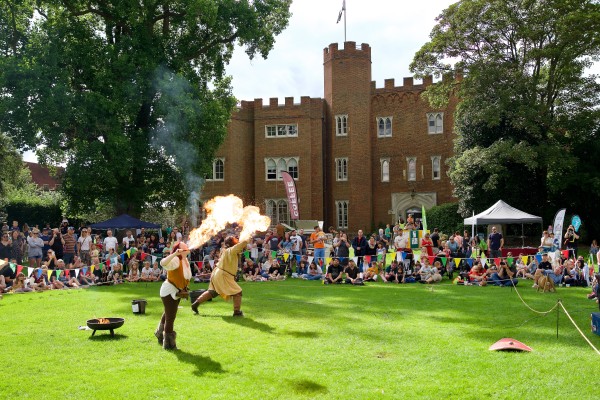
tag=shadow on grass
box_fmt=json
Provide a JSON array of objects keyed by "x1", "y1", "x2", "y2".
[
  {"x1": 222, "y1": 316, "x2": 276, "y2": 333},
  {"x1": 88, "y1": 333, "x2": 128, "y2": 341},
  {"x1": 283, "y1": 329, "x2": 321, "y2": 339},
  {"x1": 173, "y1": 349, "x2": 225, "y2": 377},
  {"x1": 287, "y1": 379, "x2": 328, "y2": 395}
]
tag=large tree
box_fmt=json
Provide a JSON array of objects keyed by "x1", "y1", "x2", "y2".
[
  {"x1": 410, "y1": 0, "x2": 600, "y2": 224},
  {"x1": 0, "y1": 0, "x2": 292, "y2": 217}
]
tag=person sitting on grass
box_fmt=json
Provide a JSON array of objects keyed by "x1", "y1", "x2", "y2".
[
  {"x1": 384, "y1": 260, "x2": 401, "y2": 283},
  {"x1": 49, "y1": 274, "x2": 65, "y2": 290},
  {"x1": 296, "y1": 259, "x2": 309, "y2": 277},
  {"x1": 363, "y1": 261, "x2": 387, "y2": 282},
  {"x1": 268, "y1": 260, "x2": 286, "y2": 281},
  {"x1": 31, "y1": 268, "x2": 50, "y2": 291},
  {"x1": 242, "y1": 258, "x2": 261, "y2": 281},
  {"x1": 324, "y1": 258, "x2": 343, "y2": 284},
  {"x1": 12, "y1": 272, "x2": 33, "y2": 293},
  {"x1": 78, "y1": 267, "x2": 96, "y2": 286},
  {"x1": 56, "y1": 260, "x2": 80, "y2": 288},
  {"x1": 127, "y1": 262, "x2": 141, "y2": 282},
  {"x1": 302, "y1": 262, "x2": 323, "y2": 280},
  {"x1": 140, "y1": 261, "x2": 153, "y2": 282},
  {"x1": 468, "y1": 261, "x2": 488, "y2": 286},
  {"x1": 488, "y1": 260, "x2": 518, "y2": 287},
  {"x1": 344, "y1": 259, "x2": 362, "y2": 285},
  {"x1": 110, "y1": 263, "x2": 124, "y2": 284},
  {"x1": 424, "y1": 260, "x2": 443, "y2": 284},
  {"x1": 151, "y1": 261, "x2": 162, "y2": 281}
]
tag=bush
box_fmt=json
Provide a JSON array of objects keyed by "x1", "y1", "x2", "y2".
[{"x1": 426, "y1": 203, "x2": 463, "y2": 237}]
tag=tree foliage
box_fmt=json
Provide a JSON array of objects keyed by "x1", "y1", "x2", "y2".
[
  {"x1": 0, "y1": 0, "x2": 292, "y2": 217},
  {"x1": 411, "y1": 0, "x2": 600, "y2": 231},
  {"x1": 426, "y1": 202, "x2": 463, "y2": 237},
  {"x1": 0, "y1": 133, "x2": 24, "y2": 197}
]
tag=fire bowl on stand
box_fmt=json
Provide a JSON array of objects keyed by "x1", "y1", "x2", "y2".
[{"x1": 86, "y1": 318, "x2": 125, "y2": 337}]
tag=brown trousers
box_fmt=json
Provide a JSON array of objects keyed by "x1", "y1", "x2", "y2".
[{"x1": 160, "y1": 295, "x2": 181, "y2": 333}]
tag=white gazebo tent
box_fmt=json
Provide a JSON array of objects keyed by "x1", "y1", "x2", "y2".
[{"x1": 464, "y1": 200, "x2": 543, "y2": 246}]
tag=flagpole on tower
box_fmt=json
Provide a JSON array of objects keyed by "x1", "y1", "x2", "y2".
[{"x1": 337, "y1": 0, "x2": 346, "y2": 42}]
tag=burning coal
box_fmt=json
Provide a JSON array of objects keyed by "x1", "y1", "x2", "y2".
[{"x1": 188, "y1": 195, "x2": 271, "y2": 249}]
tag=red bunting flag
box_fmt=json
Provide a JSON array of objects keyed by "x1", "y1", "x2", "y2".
[
  {"x1": 364, "y1": 256, "x2": 371, "y2": 265},
  {"x1": 562, "y1": 250, "x2": 570, "y2": 259},
  {"x1": 494, "y1": 258, "x2": 501, "y2": 267},
  {"x1": 428, "y1": 256, "x2": 436, "y2": 265},
  {"x1": 16, "y1": 265, "x2": 23, "y2": 275},
  {"x1": 140, "y1": 252, "x2": 147, "y2": 261}
]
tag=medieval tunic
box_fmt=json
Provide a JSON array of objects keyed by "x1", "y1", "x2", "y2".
[{"x1": 209, "y1": 240, "x2": 248, "y2": 301}]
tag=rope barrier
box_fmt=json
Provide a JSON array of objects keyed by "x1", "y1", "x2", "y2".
[
  {"x1": 558, "y1": 301, "x2": 600, "y2": 356},
  {"x1": 507, "y1": 279, "x2": 560, "y2": 315}
]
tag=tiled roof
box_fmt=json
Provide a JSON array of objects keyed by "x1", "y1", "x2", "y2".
[{"x1": 24, "y1": 162, "x2": 64, "y2": 190}]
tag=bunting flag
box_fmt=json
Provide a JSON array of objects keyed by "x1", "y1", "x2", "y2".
[
  {"x1": 466, "y1": 258, "x2": 473, "y2": 267},
  {"x1": 396, "y1": 252, "x2": 404, "y2": 262},
  {"x1": 349, "y1": 247, "x2": 355, "y2": 258},
  {"x1": 16, "y1": 265, "x2": 23, "y2": 275},
  {"x1": 126, "y1": 249, "x2": 131, "y2": 257},
  {"x1": 75, "y1": 268, "x2": 80, "y2": 277},
  {"x1": 428, "y1": 256, "x2": 436, "y2": 265},
  {"x1": 130, "y1": 247, "x2": 137, "y2": 255},
  {"x1": 325, "y1": 257, "x2": 332, "y2": 265},
  {"x1": 549, "y1": 252, "x2": 556, "y2": 262},
  {"x1": 283, "y1": 253, "x2": 290, "y2": 262},
  {"x1": 82, "y1": 267, "x2": 88, "y2": 275},
  {"x1": 494, "y1": 258, "x2": 500, "y2": 267},
  {"x1": 364, "y1": 255, "x2": 371, "y2": 265},
  {"x1": 121, "y1": 254, "x2": 125, "y2": 263},
  {"x1": 36, "y1": 268, "x2": 42, "y2": 278},
  {"x1": 507, "y1": 257, "x2": 513, "y2": 266},
  {"x1": 307, "y1": 256, "x2": 314, "y2": 265},
  {"x1": 535, "y1": 254, "x2": 542, "y2": 263},
  {"x1": 244, "y1": 251, "x2": 250, "y2": 259},
  {"x1": 9, "y1": 263, "x2": 16, "y2": 273},
  {"x1": 27, "y1": 267, "x2": 33, "y2": 277},
  {"x1": 296, "y1": 255, "x2": 302, "y2": 263},
  {"x1": 47, "y1": 269, "x2": 53, "y2": 280},
  {"x1": 271, "y1": 251, "x2": 277, "y2": 259},
  {"x1": 352, "y1": 257, "x2": 358, "y2": 265},
  {"x1": 140, "y1": 252, "x2": 147, "y2": 261},
  {"x1": 562, "y1": 250, "x2": 569, "y2": 259},
  {"x1": 455, "y1": 258, "x2": 462, "y2": 267},
  {"x1": 55, "y1": 270, "x2": 61, "y2": 278},
  {"x1": 441, "y1": 257, "x2": 447, "y2": 267},
  {"x1": 209, "y1": 260, "x2": 215, "y2": 268},
  {"x1": 151, "y1": 256, "x2": 157, "y2": 265},
  {"x1": 400, "y1": 252, "x2": 407, "y2": 261},
  {"x1": 521, "y1": 255, "x2": 529, "y2": 264},
  {"x1": 385, "y1": 253, "x2": 394, "y2": 266},
  {"x1": 377, "y1": 254, "x2": 383, "y2": 262},
  {"x1": 196, "y1": 261, "x2": 203, "y2": 269},
  {"x1": 106, "y1": 259, "x2": 111, "y2": 267}
]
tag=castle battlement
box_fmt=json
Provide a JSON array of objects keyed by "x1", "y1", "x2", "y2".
[
  {"x1": 323, "y1": 41, "x2": 371, "y2": 63},
  {"x1": 370, "y1": 76, "x2": 434, "y2": 93},
  {"x1": 247, "y1": 96, "x2": 322, "y2": 110}
]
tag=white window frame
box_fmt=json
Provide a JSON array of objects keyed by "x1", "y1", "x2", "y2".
[
  {"x1": 407, "y1": 157, "x2": 417, "y2": 181},
  {"x1": 206, "y1": 158, "x2": 225, "y2": 181},
  {"x1": 336, "y1": 200, "x2": 349, "y2": 230},
  {"x1": 335, "y1": 114, "x2": 348, "y2": 136},
  {"x1": 431, "y1": 156, "x2": 441, "y2": 180},
  {"x1": 380, "y1": 158, "x2": 390, "y2": 182},
  {"x1": 427, "y1": 112, "x2": 444, "y2": 134},
  {"x1": 377, "y1": 117, "x2": 393, "y2": 137},
  {"x1": 265, "y1": 157, "x2": 300, "y2": 181},
  {"x1": 335, "y1": 158, "x2": 348, "y2": 181},
  {"x1": 265, "y1": 198, "x2": 291, "y2": 225},
  {"x1": 265, "y1": 124, "x2": 298, "y2": 138}
]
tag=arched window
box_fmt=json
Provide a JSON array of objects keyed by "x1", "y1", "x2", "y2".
[
  {"x1": 277, "y1": 200, "x2": 289, "y2": 225},
  {"x1": 266, "y1": 200, "x2": 276, "y2": 222},
  {"x1": 427, "y1": 113, "x2": 444, "y2": 134},
  {"x1": 287, "y1": 158, "x2": 298, "y2": 179},
  {"x1": 381, "y1": 159, "x2": 390, "y2": 182},
  {"x1": 214, "y1": 159, "x2": 224, "y2": 180},
  {"x1": 407, "y1": 158, "x2": 416, "y2": 181},
  {"x1": 266, "y1": 159, "x2": 277, "y2": 180},
  {"x1": 277, "y1": 159, "x2": 287, "y2": 180},
  {"x1": 385, "y1": 117, "x2": 392, "y2": 136},
  {"x1": 431, "y1": 156, "x2": 441, "y2": 180}
]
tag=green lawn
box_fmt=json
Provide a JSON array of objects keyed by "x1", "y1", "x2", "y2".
[{"x1": 1, "y1": 280, "x2": 598, "y2": 399}]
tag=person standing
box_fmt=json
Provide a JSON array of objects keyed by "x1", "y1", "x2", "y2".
[
  {"x1": 155, "y1": 242, "x2": 191, "y2": 350},
  {"x1": 564, "y1": 225, "x2": 580, "y2": 258},
  {"x1": 103, "y1": 229, "x2": 118, "y2": 255},
  {"x1": 310, "y1": 226, "x2": 326, "y2": 266},
  {"x1": 63, "y1": 227, "x2": 77, "y2": 267},
  {"x1": 487, "y1": 226, "x2": 504, "y2": 259},
  {"x1": 77, "y1": 228, "x2": 93, "y2": 266},
  {"x1": 27, "y1": 228, "x2": 44, "y2": 269},
  {"x1": 191, "y1": 235, "x2": 247, "y2": 317},
  {"x1": 351, "y1": 230, "x2": 367, "y2": 271}
]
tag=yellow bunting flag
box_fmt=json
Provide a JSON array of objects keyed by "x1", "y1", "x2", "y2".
[
  {"x1": 283, "y1": 253, "x2": 289, "y2": 262},
  {"x1": 47, "y1": 269, "x2": 53, "y2": 280},
  {"x1": 349, "y1": 247, "x2": 355, "y2": 258},
  {"x1": 91, "y1": 265, "x2": 95, "y2": 273},
  {"x1": 325, "y1": 257, "x2": 332, "y2": 266},
  {"x1": 521, "y1": 255, "x2": 529, "y2": 264},
  {"x1": 455, "y1": 258, "x2": 462, "y2": 267},
  {"x1": 385, "y1": 252, "x2": 395, "y2": 266},
  {"x1": 126, "y1": 249, "x2": 131, "y2": 257}
]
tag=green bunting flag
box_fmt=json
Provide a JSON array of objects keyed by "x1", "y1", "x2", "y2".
[
  {"x1": 9, "y1": 263, "x2": 16, "y2": 273},
  {"x1": 244, "y1": 251, "x2": 250, "y2": 259},
  {"x1": 441, "y1": 257, "x2": 447, "y2": 267},
  {"x1": 271, "y1": 251, "x2": 277, "y2": 259}
]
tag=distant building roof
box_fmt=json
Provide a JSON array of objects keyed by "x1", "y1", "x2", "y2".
[{"x1": 24, "y1": 162, "x2": 64, "y2": 190}]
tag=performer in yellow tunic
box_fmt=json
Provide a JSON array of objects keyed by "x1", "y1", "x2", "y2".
[{"x1": 191, "y1": 235, "x2": 247, "y2": 316}]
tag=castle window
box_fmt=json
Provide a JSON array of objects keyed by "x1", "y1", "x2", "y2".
[
  {"x1": 266, "y1": 199, "x2": 291, "y2": 225},
  {"x1": 207, "y1": 158, "x2": 225, "y2": 181},
  {"x1": 335, "y1": 158, "x2": 348, "y2": 181},
  {"x1": 427, "y1": 113, "x2": 444, "y2": 134},
  {"x1": 266, "y1": 200, "x2": 276, "y2": 222},
  {"x1": 377, "y1": 117, "x2": 392, "y2": 137},
  {"x1": 380, "y1": 158, "x2": 390, "y2": 182},
  {"x1": 287, "y1": 158, "x2": 298, "y2": 179},
  {"x1": 335, "y1": 115, "x2": 348, "y2": 136},
  {"x1": 265, "y1": 124, "x2": 298, "y2": 138},
  {"x1": 265, "y1": 157, "x2": 299, "y2": 181},
  {"x1": 407, "y1": 157, "x2": 417, "y2": 181},
  {"x1": 336, "y1": 201, "x2": 349, "y2": 229},
  {"x1": 431, "y1": 156, "x2": 441, "y2": 180}
]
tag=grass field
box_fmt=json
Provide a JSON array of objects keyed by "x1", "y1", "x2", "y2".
[{"x1": 1, "y1": 280, "x2": 598, "y2": 399}]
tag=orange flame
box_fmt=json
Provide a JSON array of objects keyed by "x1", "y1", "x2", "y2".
[{"x1": 188, "y1": 195, "x2": 271, "y2": 249}]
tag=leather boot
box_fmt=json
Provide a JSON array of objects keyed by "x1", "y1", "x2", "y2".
[
  {"x1": 232, "y1": 293, "x2": 243, "y2": 317},
  {"x1": 191, "y1": 290, "x2": 212, "y2": 314},
  {"x1": 154, "y1": 322, "x2": 164, "y2": 344},
  {"x1": 163, "y1": 331, "x2": 177, "y2": 350}
]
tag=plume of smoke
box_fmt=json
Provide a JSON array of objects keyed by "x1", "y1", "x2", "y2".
[{"x1": 149, "y1": 66, "x2": 204, "y2": 227}]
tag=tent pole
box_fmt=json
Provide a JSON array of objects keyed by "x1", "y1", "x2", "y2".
[{"x1": 521, "y1": 224, "x2": 524, "y2": 247}]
